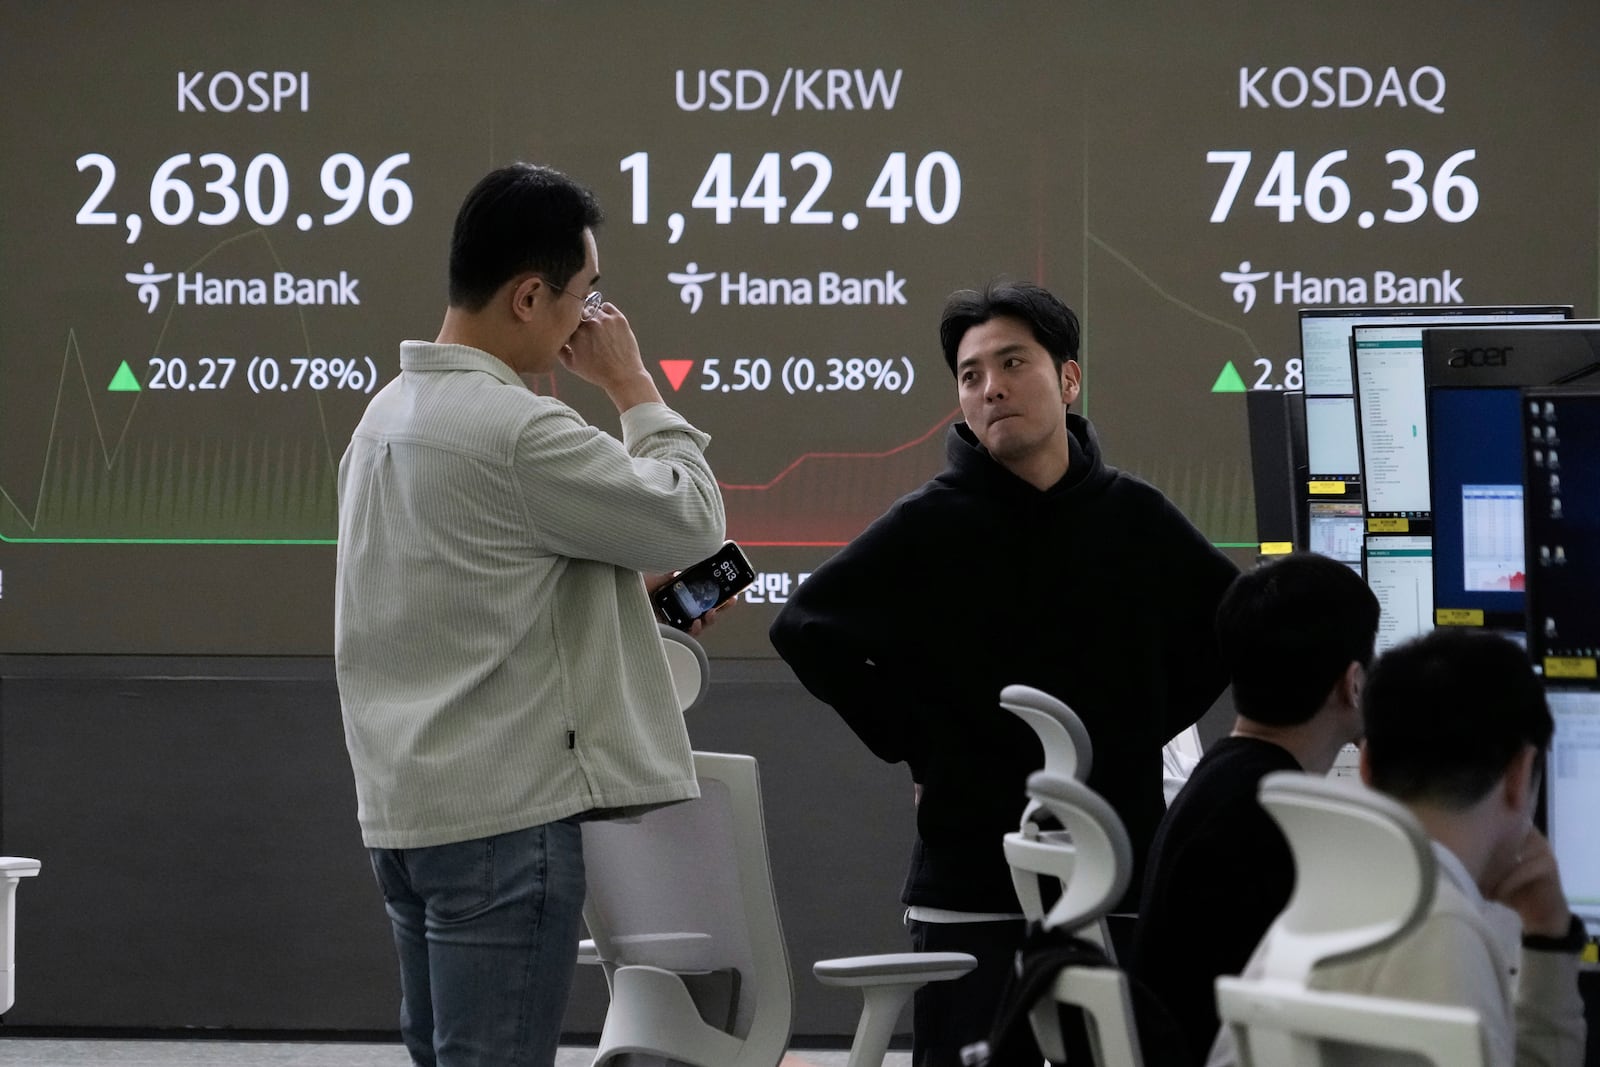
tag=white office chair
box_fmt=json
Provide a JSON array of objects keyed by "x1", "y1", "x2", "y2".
[
  {"x1": 659, "y1": 622, "x2": 711, "y2": 716},
  {"x1": 999, "y1": 682, "x2": 1205, "y2": 806},
  {"x1": 1213, "y1": 772, "x2": 1485, "y2": 1066},
  {"x1": 999, "y1": 684, "x2": 1093, "y2": 784},
  {"x1": 580, "y1": 625, "x2": 975, "y2": 1067},
  {"x1": 0, "y1": 856, "x2": 41, "y2": 1014},
  {"x1": 999, "y1": 685, "x2": 1103, "y2": 949},
  {"x1": 1001, "y1": 772, "x2": 1145, "y2": 1067}
]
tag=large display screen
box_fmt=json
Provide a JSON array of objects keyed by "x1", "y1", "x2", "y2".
[{"x1": 2, "y1": 2, "x2": 1596, "y2": 655}]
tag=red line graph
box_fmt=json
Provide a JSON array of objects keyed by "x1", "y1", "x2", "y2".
[{"x1": 722, "y1": 408, "x2": 959, "y2": 546}]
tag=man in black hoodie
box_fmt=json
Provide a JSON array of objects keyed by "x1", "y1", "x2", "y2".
[{"x1": 769, "y1": 282, "x2": 1239, "y2": 1067}]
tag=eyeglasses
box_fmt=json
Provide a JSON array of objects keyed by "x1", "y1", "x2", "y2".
[{"x1": 548, "y1": 281, "x2": 603, "y2": 321}]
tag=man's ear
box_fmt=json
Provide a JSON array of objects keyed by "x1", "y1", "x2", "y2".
[
  {"x1": 509, "y1": 275, "x2": 542, "y2": 322},
  {"x1": 1338, "y1": 660, "x2": 1364, "y2": 709},
  {"x1": 1060, "y1": 359, "x2": 1082, "y2": 405},
  {"x1": 1502, "y1": 744, "x2": 1540, "y2": 816}
]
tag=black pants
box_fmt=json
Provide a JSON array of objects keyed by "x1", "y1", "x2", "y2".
[
  {"x1": 907, "y1": 918, "x2": 1034, "y2": 1067},
  {"x1": 907, "y1": 915, "x2": 1141, "y2": 1067}
]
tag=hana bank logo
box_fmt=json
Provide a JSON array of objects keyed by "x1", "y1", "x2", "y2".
[
  {"x1": 668, "y1": 262, "x2": 718, "y2": 314},
  {"x1": 121, "y1": 264, "x2": 363, "y2": 311},
  {"x1": 1221, "y1": 260, "x2": 1270, "y2": 314},
  {"x1": 127, "y1": 262, "x2": 175, "y2": 313}
]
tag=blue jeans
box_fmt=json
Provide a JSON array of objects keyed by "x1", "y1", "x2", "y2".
[{"x1": 369, "y1": 819, "x2": 586, "y2": 1067}]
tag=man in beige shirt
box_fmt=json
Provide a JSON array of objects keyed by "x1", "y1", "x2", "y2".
[{"x1": 335, "y1": 163, "x2": 725, "y2": 1067}]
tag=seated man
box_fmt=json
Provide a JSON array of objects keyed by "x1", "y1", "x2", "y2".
[
  {"x1": 1209, "y1": 628, "x2": 1587, "y2": 1066},
  {"x1": 1130, "y1": 552, "x2": 1378, "y2": 1064}
]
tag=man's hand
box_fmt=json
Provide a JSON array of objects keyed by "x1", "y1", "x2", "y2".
[
  {"x1": 560, "y1": 303, "x2": 663, "y2": 413},
  {"x1": 644, "y1": 572, "x2": 736, "y2": 638},
  {"x1": 1488, "y1": 827, "x2": 1572, "y2": 938}
]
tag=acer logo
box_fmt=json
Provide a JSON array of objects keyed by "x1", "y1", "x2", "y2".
[{"x1": 1447, "y1": 346, "x2": 1511, "y2": 368}]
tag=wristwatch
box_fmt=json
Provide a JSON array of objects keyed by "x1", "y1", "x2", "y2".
[{"x1": 1522, "y1": 915, "x2": 1588, "y2": 954}]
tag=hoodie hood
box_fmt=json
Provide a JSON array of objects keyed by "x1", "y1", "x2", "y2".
[{"x1": 939, "y1": 411, "x2": 1115, "y2": 505}]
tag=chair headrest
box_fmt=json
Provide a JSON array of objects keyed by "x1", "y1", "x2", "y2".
[
  {"x1": 1254, "y1": 771, "x2": 1438, "y2": 980},
  {"x1": 1017, "y1": 771, "x2": 1131, "y2": 933},
  {"x1": 658, "y1": 623, "x2": 711, "y2": 715},
  {"x1": 1000, "y1": 684, "x2": 1093, "y2": 781}
]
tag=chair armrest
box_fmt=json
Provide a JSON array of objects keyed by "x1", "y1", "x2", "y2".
[
  {"x1": 815, "y1": 953, "x2": 978, "y2": 1067},
  {"x1": 583, "y1": 932, "x2": 716, "y2": 971},
  {"x1": 813, "y1": 951, "x2": 976, "y2": 987},
  {"x1": 0, "y1": 858, "x2": 40, "y2": 878},
  {"x1": 577, "y1": 939, "x2": 600, "y2": 966}
]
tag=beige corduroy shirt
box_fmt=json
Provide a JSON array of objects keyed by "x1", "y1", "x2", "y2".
[{"x1": 334, "y1": 341, "x2": 725, "y2": 849}]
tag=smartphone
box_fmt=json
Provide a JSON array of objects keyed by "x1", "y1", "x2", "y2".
[{"x1": 652, "y1": 541, "x2": 757, "y2": 630}]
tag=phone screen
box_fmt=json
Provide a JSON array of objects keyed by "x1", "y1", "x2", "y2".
[{"x1": 654, "y1": 542, "x2": 756, "y2": 629}]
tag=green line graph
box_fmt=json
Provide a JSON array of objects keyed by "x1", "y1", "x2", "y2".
[
  {"x1": 2, "y1": 330, "x2": 343, "y2": 543},
  {"x1": 2, "y1": 227, "x2": 369, "y2": 544}
]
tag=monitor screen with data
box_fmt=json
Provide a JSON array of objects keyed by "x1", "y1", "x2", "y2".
[
  {"x1": 1546, "y1": 689, "x2": 1600, "y2": 930},
  {"x1": 1351, "y1": 308, "x2": 1570, "y2": 522},
  {"x1": 1308, "y1": 501, "x2": 1364, "y2": 568},
  {"x1": 1423, "y1": 326, "x2": 1600, "y2": 634},
  {"x1": 1426, "y1": 387, "x2": 1526, "y2": 631},
  {"x1": 1301, "y1": 307, "x2": 1571, "y2": 488},
  {"x1": 1364, "y1": 535, "x2": 1434, "y2": 654}
]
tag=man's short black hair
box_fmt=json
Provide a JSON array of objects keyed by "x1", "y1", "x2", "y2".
[
  {"x1": 939, "y1": 282, "x2": 1081, "y2": 375},
  {"x1": 448, "y1": 163, "x2": 603, "y2": 311},
  {"x1": 1215, "y1": 552, "x2": 1380, "y2": 727},
  {"x1": 1363, "y1": 628, "x2": 1552, "y2": 809}
]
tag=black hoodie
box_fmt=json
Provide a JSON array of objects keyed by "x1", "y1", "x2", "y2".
[{"x1": 770, "y1": 413, "x2": 1238, "y2": 910}]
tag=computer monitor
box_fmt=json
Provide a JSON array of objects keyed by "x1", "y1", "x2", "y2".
[
  {"x1": 1364, "y1": 534, "x2": 1433, "y2": 654},
  {"x1": 1299, "y1": 307, "x2": 1573, "y2": 495},
  {"x1": 1351, "y1": 308, "x2": 1570, "y2": 527},
  {"x1": 1423, "y1": 325, "x2": 1600, "y2": 635},
  {"x1": 1546, "y1": 688, "x2": 1600, "y2": 932},
  {"x1": 1426, "y1": 386, "x2": 1528, "y2": 632},
  {"x1": 1307, "y1": 501, "x2": 1363, "y2": 569},
  {"x1": 1524, "y1": 388, "x2": 1600, "y2": 682},
  {"x1": 1305, "y1": 396, "x2": 1361, "y2": 486}
]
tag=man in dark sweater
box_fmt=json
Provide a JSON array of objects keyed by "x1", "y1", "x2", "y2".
[
  {"x1": 1130, "y1": 552, "x2": 1379, "y2": 1065},
  {"x1": 769, "y1": 282, "x2": 1238, "y2": 1067}
]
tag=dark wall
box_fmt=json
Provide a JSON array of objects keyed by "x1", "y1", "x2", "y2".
[{"x1": 0, "y1": 657, "x2": 937, "y2": 1038}]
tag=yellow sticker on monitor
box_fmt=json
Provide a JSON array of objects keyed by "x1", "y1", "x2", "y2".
[
  {"x1": 1367, "y1": 518, "x2": 1410, "y2": 533},
  {"x1": 1259, "y1": 542, "x2": 1294, "y2": 556},
  {"x1": 1308, "y1": 481, "x2": 1347, "y2": 494},
  {"x1": 1435, "y1": 609, "x2": 1485, "y2": 626},
  {"x1": 1583, "y1": 942, "x2": 1598, "y2": 966},
  {"x1": 1545, "y1": 657, "x2": 1599, "y2": 680}
]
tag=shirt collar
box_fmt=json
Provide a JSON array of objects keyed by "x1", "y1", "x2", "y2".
[{"x1": 399, "y1": 341, "x2": 526, "y2": 389}]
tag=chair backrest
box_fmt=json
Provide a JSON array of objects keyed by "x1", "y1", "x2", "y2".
[
  {"x1": 1001, "y1": 773, "x2": 1143, "y2": 1067},
  {"x1": 1018, "y1": 773, "x2": 1131, "y2": 937},
  {"x1": 658, "y1": 623, "x2": 710, "y2": 715},
  {"x1": 1000, "y1": 686, "x2": 1101, "y2": 943},
  {"x1": 0, "y1": 857, "x2": 42, "y2": 1014},
  {"x1": 1254, "y1": 772, "x2": 1435, "y2": 979},
  {"x1": 583, "y1": 751, "x2": 793, "y2": 1067},
  {"x1": 1214, "y1": 772, "x2": 1485, "y2": 1066},
  {"x1": 999, "y1": 684, "x2": 1092, "y2": 782}
]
